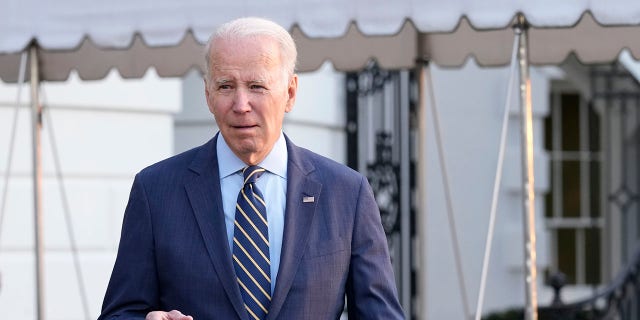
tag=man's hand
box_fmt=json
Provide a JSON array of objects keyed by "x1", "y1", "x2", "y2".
[{"x1": 145, "y1": 310, "x2": 193, "y2": 320}]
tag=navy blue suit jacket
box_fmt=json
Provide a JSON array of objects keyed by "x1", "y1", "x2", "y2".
[{"x1": 99, "y1": 135, "x2": 404, "y2": 319}]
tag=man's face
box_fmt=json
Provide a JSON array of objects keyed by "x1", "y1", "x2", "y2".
[{"x1": 205, "y1": 36, "x2": 298, "y2": 165}]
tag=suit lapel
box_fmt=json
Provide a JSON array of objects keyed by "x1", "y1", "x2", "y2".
[
  {"x1": 268, "y1": 139, "x2": 322, "y2": 320},
  {"x1": 184, "y1": 136, "x2": 248, "y2": 320}
]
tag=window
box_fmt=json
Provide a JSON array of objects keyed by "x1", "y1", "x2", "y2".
[{"x1": 544, "y1": 92, "x2": 602, "y2": 285}]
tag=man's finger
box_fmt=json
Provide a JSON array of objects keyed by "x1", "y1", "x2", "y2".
[
  {"x1": 168, "y1": 309, "x2": 194, "y2": 320},
  {"x1": 145, "y1": 310, "x2": 193, "y2": 320}
]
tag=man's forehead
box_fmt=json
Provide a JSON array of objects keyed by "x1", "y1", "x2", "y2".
[
  {"x1": 211, "y1": 64, "x2": 281, "y2": 83},
  {"x1": 211, "y1": 62, "x2": 281, "y2": 83}
]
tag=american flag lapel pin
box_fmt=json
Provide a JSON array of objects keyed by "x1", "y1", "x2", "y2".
[{"x1": 303, "y1": 196, "x2": 315, "y2": 203}]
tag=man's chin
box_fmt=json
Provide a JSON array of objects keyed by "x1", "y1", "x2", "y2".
[{"x1": 228, "y1": 141, "x2": 265, "y2": 162}]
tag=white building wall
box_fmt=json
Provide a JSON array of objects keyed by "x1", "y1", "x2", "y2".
[
  {"x1": 0, "y1": 70, "x2": 180, "y2": 319},
  {"x1": 422, "y1": 60, "x2": 552, "y2": 319}
]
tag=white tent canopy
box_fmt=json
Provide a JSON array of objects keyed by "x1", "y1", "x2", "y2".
[
  {"x1": 2, "y1": 0, "x2": 640, "y2": 81},
  {"x1": 2, "y1": 1, "x2": 640, "y2": 319}
]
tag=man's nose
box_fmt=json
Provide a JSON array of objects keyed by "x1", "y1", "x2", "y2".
[{"x1": 232, "y1": 88, "x2": 251, "y2": 112}]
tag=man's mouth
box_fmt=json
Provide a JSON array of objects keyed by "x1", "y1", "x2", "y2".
[{"x1": 233, "y1": 125, "x2": 257, "y2": 129}]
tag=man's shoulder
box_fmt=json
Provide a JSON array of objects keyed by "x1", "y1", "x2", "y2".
[{"x1": 289, "y1": 143, "x2": 363, "y2": 183}]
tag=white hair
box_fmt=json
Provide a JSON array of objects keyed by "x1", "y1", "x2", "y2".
[{"x1": 204, "y1": 17, "x2": 297, "y2": 83}]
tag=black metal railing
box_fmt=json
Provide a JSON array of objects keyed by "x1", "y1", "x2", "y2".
[
  {"x1": 538, "y1": 245, "x2": 640, "y2": 320},
  {"x1": 483, "y1": 246, "x2": 640, "y2": 320}
]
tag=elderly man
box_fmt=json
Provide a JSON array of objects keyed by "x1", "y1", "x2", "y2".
[{"x1": 99, "y1": 17, "x2": 404, "y2": 320}]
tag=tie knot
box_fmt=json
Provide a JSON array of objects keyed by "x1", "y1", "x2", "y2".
[{"x1": 243, "y1": 165, "x2": 265, "y2": 185}]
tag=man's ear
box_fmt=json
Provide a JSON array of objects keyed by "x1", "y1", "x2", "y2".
[{"x1": 285, "y1": 74, "x2": 298, "y2": 113}]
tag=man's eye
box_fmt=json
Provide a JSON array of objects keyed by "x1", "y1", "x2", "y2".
[
  {"x1": 250, "y1": 85, "x2": 266, "y2": 90},
  {"x1": 218, "y1": 85, "x2": 232, "y2": 90}
]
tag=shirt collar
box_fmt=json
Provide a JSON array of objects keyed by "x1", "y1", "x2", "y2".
[{"x1": 217, "y1": 131, "x2": 288, "y2": 179}]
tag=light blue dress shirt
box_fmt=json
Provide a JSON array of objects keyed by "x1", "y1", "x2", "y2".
[{"x1": 217, "y1": 132, "x2": 288, "y2": 294}]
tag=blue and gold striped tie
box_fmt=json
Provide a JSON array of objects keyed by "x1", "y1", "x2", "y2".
[{"x1": 233, "y1": 166, "x2": 271, "y2": 320}]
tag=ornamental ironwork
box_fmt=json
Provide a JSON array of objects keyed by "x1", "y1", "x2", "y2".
[{"x1": 367, "y1": 132, "x2": 400, "y2": 234}]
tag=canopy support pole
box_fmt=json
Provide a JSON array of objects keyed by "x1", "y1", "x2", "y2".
[
  {"x1": 514, "y1": 15, "x2": 538, "y2": 320},
  {"x1": 415, "y1": 58, "x2": 428, "y2": 319},
  {"x1": 29, "y1": 43, "x2": 45, "y2": 320}
]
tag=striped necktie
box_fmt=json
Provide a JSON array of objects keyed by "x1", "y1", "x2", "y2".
[{"x1": 232, "y1": 165, "x2": 271, "y2": 320}]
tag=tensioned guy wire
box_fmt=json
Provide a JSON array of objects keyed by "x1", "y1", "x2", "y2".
[
  {"x1": 473, "y1": 34, "x2": 520, "y2": 320},
  {"x1": 424, "y1": 65, "x2": 471, "y2": 319},
  {"x1": 0, "y1": 51, "x2": 28, "y2": 248},
  {"x1": 41, "y1": 87, "x2": 91, "y2": 320}
]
